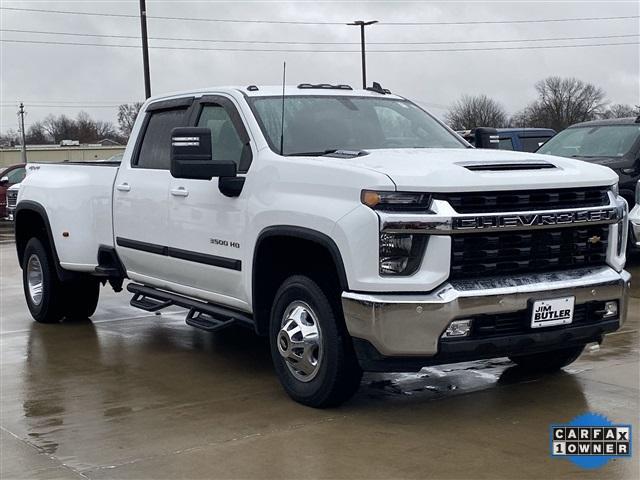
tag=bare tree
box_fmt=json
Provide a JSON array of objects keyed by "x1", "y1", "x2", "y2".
[
  {"x1": 446, "y1": 94, "x2": 508, "y2": 130},
  {"x1": 514, "y1": 77, "x2": 606, "y2": 131},
  {"x1": 25, "y1": 121, "x2": 50, "y2": 144},
  {"x1": 117, "y1": 102, "x2": 143, "y2": 138},
  {"x1": 599, "y1": 104, "x2": 639, "y2": 119},
  {"x1": 0, "y1": 129, "x2": 20, "y2": 147}
]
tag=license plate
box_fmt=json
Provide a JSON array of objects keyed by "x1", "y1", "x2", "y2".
[{"x1": 531, "y1": 297, "x2": 575, "y2": 328}]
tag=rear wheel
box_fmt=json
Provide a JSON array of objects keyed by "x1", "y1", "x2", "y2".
[
  {"x1": 64, "y1": 278, "x2": 100, "y2": 320},
  {"x1": 23, "y1": 238, "x2": 65, "y2": 323},
  {"x1": 509, "y1": 345, "x2": 585, "y2": 372},
  {"x1": 269, "y1": 275, "x2": 362, "y2": 408},
  {"x1": 22, "y1": 237, "x2": 101, "y2": 323}
]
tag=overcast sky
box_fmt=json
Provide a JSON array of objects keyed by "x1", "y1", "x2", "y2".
[{"x1": 1, "y1": 0, "x2": 639, "y2": 133}]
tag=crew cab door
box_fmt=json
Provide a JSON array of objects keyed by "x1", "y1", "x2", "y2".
[
  {"x1": 166, "y1": 95, "x2": 253, "y2": 310},
  {"x1": 113, "y1": 97, "x2": 194, "y2": 283}
]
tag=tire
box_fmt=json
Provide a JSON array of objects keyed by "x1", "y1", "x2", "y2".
[
  {"x1": 269, "y1": 275, "x2": 362, "y2": 408},
  {"x1": 22, "y1": 238, "x2": 66, "y2": 323},
  {"x1": 509, "y1": 345, "x2": 585, "y2": 372},
  {"x1": 64, "y1": 278, "x2": 100, "y2": 320},
  {"x1": 22, "y1": 237, "x2": 101, "y2": 323}
]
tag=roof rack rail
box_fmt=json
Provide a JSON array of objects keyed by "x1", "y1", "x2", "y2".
[
  {"x1": 297, "y1": 83, "x2": 353, "y2": 90},
  {"x1": 365, "y1": 82, "x2": 391, "y2": 95},
  {"x1": 246, "y1": 85, "x2": 259, "y2": 91}
]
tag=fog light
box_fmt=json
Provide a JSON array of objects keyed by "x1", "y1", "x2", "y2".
[
  {"x1": 603, "y1": 301, "x2": 618, "y2": 319},
  {"x1": 443, "y1": 319, "x2": 472, "y2": 338}
]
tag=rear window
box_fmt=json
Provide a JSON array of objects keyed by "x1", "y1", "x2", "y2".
[
  {"x1": 136, "y1": 108, "x2": 188, "y2": 169},
  {"x1": 521, "y1": 136, "x2": 551, "y2": 152},
  {"x1": 498, "y1": 137, "x2": 514, "y2": 150}
]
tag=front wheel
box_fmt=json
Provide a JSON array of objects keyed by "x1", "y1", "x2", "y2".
[
  {"x1": 269, "y1": 275, "x2": 362, "y2": 408},
  {"x1": 509, "y1": 345, "x2": 585, "y2": 372}
]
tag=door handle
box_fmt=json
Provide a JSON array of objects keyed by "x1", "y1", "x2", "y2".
[
  {"x1": 171, "y1": 187, "x2": 189, "y2": 197},
  {"x1": 116, "y1": 183, "x2": 131, "y2": 192}
]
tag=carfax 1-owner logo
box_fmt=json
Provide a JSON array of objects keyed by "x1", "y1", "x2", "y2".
[{"x1": 551, "y1": 412, "x2": 633, "y2": 469}]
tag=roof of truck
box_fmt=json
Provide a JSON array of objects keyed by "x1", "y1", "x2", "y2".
[
  {"x1": 148, "y1": 85, "x2": 405, "y2": 102},
  {"x1": 496, "y1": 128, "x2": 556, "y2": 134}
]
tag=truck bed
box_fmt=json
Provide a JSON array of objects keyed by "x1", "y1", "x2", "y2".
[{"x1": 19, "y1": 162, "x2": 120, "y2": 272}]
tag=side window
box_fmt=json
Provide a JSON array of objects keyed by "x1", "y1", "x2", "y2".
[
  {"x1": 136, "y1": 108, "x2": 187, "y2": 169},
  {"x1": 197, "y1": 104, "x2": 249, "y2": 170},
  {"x1": 7, "y1": 167, "x2": 26, "y2": 183},
  {"x1": 498, "y1": 137, "x2": 514, "y2": 150}
]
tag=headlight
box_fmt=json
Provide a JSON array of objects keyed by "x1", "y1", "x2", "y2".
[
  {"x1": 379, "y1": 232, "x2": 427, "y2": 275},
  {"x1": 362, "y1": 190, "x2": 432, "y2": 212}
]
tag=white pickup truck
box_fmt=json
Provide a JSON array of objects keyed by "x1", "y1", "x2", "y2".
[{"x1": 15, "y1": 84, "x2": 631, "y2": 407}]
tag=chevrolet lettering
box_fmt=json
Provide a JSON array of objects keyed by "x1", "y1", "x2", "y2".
[{"x1": 454, "y1": 208, "x2": 619, "y2": 231}]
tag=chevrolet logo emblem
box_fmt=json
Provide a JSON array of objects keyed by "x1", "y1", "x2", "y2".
[{"x1": 587, "y1": 235, "x2": 602, "y2": 244}]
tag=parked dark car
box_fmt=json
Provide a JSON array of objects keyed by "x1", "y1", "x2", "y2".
[
  {"x1": 537, "y1": 116, "x2": 640, "y2": 251},
  {"x1": 0, "y1": 163, "x2": 26, "y2": 219},
  {"x1": 537, "y1": 117, "x2": 640, "y2": 208},
  {"x1": 458, "y1": 128, "x2": 556, "y2": 152}
]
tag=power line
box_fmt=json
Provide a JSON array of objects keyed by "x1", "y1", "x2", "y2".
[
  {"x1": 3, "y1": 28, "x2": 637, "y2": 46},
  {"x1": 381, "y1": 15, "x2": 640, "y2": 26},
  {"x1": 1, "y1": 6, "x2": 638, "y2": 26},
  {"x1": 1, "y1": 38, "x2": 638, "y2": 53}
]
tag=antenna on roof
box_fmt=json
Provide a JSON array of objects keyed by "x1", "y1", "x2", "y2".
[{"x1": 279, "y1": 62, "x2": 286, "y2": 156}]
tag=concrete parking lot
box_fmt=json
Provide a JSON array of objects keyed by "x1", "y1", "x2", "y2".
[{"x1": 1, "y1": 227, "x2": 638, "y2": 479}]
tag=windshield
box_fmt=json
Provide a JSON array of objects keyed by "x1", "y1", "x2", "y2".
[
  {"x1": 248, "y1": 95, "x2": 465, "y2": 155},
  {"x1": 537, "y1": 124, "x2": 640, "y2": 158}
]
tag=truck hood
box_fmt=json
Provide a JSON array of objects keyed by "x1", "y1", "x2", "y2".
[{"x1": 328, "y1": 148, "x2": 618, "y2": 192}]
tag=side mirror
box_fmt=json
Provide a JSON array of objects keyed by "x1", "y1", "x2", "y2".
[
  {"x1": 472, "y1": 127, "x2": 499, "y2": 149},
  {"x1": 170, "y1": 127, "x2": 237, "y2": 180},
  {"x1": 0, "y1": 176, "x2": 9, "y2": 187}
]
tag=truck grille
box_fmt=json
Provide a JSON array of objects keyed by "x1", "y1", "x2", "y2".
[
  {"x1": 7, "y1": 190, "x2": 18, "y2": 208},
  {"x1": 450, "y1": 225, "x2": 609, "y2": 280},
  {"x1": 461, "y1": 301, "x2": 609, "y2": 339},
  {"x1": 436, "y1": 187, "x2": 609, "y2": 213}
]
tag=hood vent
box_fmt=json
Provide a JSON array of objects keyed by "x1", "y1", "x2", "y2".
[{"x1": 460, "y1": 161, "x2": 556, "y2": 172}]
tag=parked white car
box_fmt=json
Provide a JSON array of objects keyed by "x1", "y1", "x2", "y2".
[
  {"x1": 630, "y1": 180, "x2": 640, "y2": 248},
  {"x1": 6, "y1": 182, "x2": 20, "y2": 220},
  {"x1": 13, "y1": 84, "x2": 631, "y2": 407}
]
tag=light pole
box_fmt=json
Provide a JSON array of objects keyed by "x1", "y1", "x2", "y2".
[
  {"x1": 347, "y1": 20, "x2": 378, "y2": 89},
  {"x1": 139, "y1": 0, "x2": 151, "y2": 99},
  {"x1": 18, "y1": 102, "x2": 27, "y2": 162}
]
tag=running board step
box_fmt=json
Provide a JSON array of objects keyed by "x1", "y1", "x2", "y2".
[
  {"x1": 130, "y1": 293, "x2": 173, "y2": 312},
  {"x1": 127, "y1": 283, "x2": 254, "y2": 330},
  {"x1": 185, "y1": 309, "x2": 236, "y2": 332}
]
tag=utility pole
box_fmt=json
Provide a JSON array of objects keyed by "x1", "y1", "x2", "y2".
[
  {"x1": 347, "y1": 20, "x2": 378, "y2": 89},
  {"x1": 18, "y1": 102, "x2": 27, "y2": 163},
  {"x1": 139, "y1": 0, "x2": 151, "y2": 99}
]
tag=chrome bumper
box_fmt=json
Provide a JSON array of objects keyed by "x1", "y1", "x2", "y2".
[
  {"x1": 630, "y1": 204, "x2": 640, "y2": 247},
  {"x1": 342, "y1": 267, "x2": 631, "y2": 357}
]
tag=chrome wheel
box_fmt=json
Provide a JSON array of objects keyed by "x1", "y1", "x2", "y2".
[
  {"x1": 27, "y1": 254, "x2": 44, "y2": 306},
  {"x1": 277, "y1": 301, "x2": 323, "y2": 382}
]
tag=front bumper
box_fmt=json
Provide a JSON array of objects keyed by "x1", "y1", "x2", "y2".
[
  {"x1": 630, "y1": 204, "x2": 640, "y2": 248},
  {"x1": 342, "y1": 267, "x2": 631, "y2": 365}
]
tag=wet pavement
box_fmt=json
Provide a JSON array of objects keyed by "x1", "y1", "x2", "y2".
[{"x1": 1, "y1": 235, "x2": 638, "y2": 479}]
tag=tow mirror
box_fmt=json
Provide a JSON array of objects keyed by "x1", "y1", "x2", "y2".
[
  {"x1": 0, "y1": 176, "x2": 8, "y2": 186},
  {"x1": 170, "y1": 127, "x2": 237, "y2": 180},
  {"x1": 472, "y1": 127, "x2": 499, "y2": 149}
]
